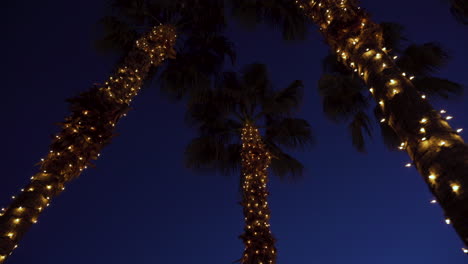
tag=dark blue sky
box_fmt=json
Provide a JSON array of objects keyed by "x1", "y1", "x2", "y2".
[{"x1": 1, "y1": 0, "x2": 467, "y2": 263}]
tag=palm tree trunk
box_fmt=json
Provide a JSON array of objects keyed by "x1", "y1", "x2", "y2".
[
  {"x1": 240, "y1": 122, "x2": 277, "y2": 264},
  {"x1": 296, "y1": 0, "x2": 468, "y2": 249},
  {"x1": 0, "y1": 25, "x2": 177, "y2": 262}
]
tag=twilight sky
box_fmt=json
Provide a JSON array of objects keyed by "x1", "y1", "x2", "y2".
[{"x1": 1, "y1": 0, "x2": 467, "y2": 263}]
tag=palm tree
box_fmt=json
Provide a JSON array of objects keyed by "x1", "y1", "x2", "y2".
[
  {"x1": 445, "y1": 0, "x2": 468, "y2": 24},
  {"x1": 0, "y1": 0, "x2": 233, "y2": 261},
  {"x1": 318, "y1": 22, "x2": 463, "y2": 152},
  {"x1": 232, "y1": 0, "x2": 468, "y2": 250},
  {"x1": 297, "y1": 0, "x2": 468, "y2": 250},
  {"x1": 185, "y1": 63, "x2": 313, "y2": 263},
  {"x1": 0, "y1": 25, "x2": 177, "y2": 262}
]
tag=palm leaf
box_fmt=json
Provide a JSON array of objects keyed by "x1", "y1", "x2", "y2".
[
  {"x1": 262, "y1": 80, "x2": 304, "y2": 116},
  {"x1": 348, "y1": 111, "x2": 372, "y2": 152},
  {"x1": 412, "y1": 77, "x2": 463, "y2": 99},
  {"x1": 397, "y1": 43, "x2": 450, "y2": 76},
  {"x1": 265, "y1": 118, "x2": 313, "y2": 150},
  {"x1": 267, "y1": 143, "x2": 305, "y2": 180},
  {"x1": 449, "y1": 0, "x2": 468, "y2": 24},
  {"x1": 318, "y1": 74, "x2": 368, "y2": 122}
]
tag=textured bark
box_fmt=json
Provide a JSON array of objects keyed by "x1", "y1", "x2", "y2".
[
  {"x1": 0, "y1": 25, "x2": 177, "y2": 262},
  {"x1": 296, "y1": 0, "x2": 468, "y2": 250},
  {"x1": 240, "y1": 122, "x2": 277, "y2": 264}
]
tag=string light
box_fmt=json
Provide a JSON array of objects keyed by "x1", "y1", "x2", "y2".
[{"x1": 451, "y1": 184, "x2": 461, "y2": 194}]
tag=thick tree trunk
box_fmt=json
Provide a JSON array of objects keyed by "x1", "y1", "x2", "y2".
[
  {"x1": 240, "y1": 122, "x2": 277, "y2": 264},
  {"x1": 296, "y1": 0, "x2": 468, "y2": 250},
  {"x1": 0, "y1": 25, "x2": 177, "y2": 262}
]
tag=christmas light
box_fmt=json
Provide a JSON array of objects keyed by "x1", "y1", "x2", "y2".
[{"x1": 451, "y1": 184, "x2": 461, "y2": 193}]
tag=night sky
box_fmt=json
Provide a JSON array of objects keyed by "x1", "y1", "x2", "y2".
[{"x1": 1, "y1": 0, "x2": 467, "y2": 263}]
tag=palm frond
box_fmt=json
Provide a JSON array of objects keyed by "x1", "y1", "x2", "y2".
[
  {"x1": 262, "y1": 80, "x2": 304, "y2": 116},
  {"x1": 185, "y1": 136, "x2": 241, "y2": 176},
  {"x1": 318, "y1": 74, "x2": 368, "y2": 122},
  {"x1": 412, "y1": 77, "x2": 463, "y2": 99},
  {"x1": 229, "y1": 0, "x2": 310, "y2": 40},
  {"x1": 449, "y1": 0, "x2": 468, "y2": 24},
  {"x1": 267, "y1": 143, "x2": 305, "y2": 180},
  {"x1": 95, "y1": 16, "x2": 139, "y2": 53},
  {"x1": 348, "y1": 111, "x2": 372, "y2": 152},
  {"x1": 265, "y1": 118, "x2": 313, "y2": 150},
  {"x1": 380, "y1": 22, "x2": 407, "y2": 52},
  {"x1": 397, "y1": 43, "x2": 450, "y2": 76}
]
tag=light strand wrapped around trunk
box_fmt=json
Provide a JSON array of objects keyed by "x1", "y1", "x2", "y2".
[
  {"x1": 0, "y1": 25, "x2": 177, "y2": 262},
  {"x1": 240, "y1": 122, "x2": 277, "y2": 264}
]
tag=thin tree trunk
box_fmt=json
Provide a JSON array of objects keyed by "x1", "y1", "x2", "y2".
[
  {"x1": 296, "y1": 0, "x2": 468, "y2": 250},
  {"x1": 0, "y1": 25, "x2": 177, "y2": 262},
  {"x1": 240, "y1": 122, "x2": 277, "y2": 264}
]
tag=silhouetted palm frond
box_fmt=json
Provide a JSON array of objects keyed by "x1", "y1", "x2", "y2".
[
  {"x1": 447, "y1": 0, "x2": 468, "y2": 24},
  {"x1": 230, "y1": 0, "x2": 310, "y2": 40},
  {"x1": 397, "y1": 43, "x2": 450, "y2": 76}
]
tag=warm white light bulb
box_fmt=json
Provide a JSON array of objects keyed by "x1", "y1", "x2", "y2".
[{"x1": 451, "y1": 184, "x2": 460, "y2": 193}]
